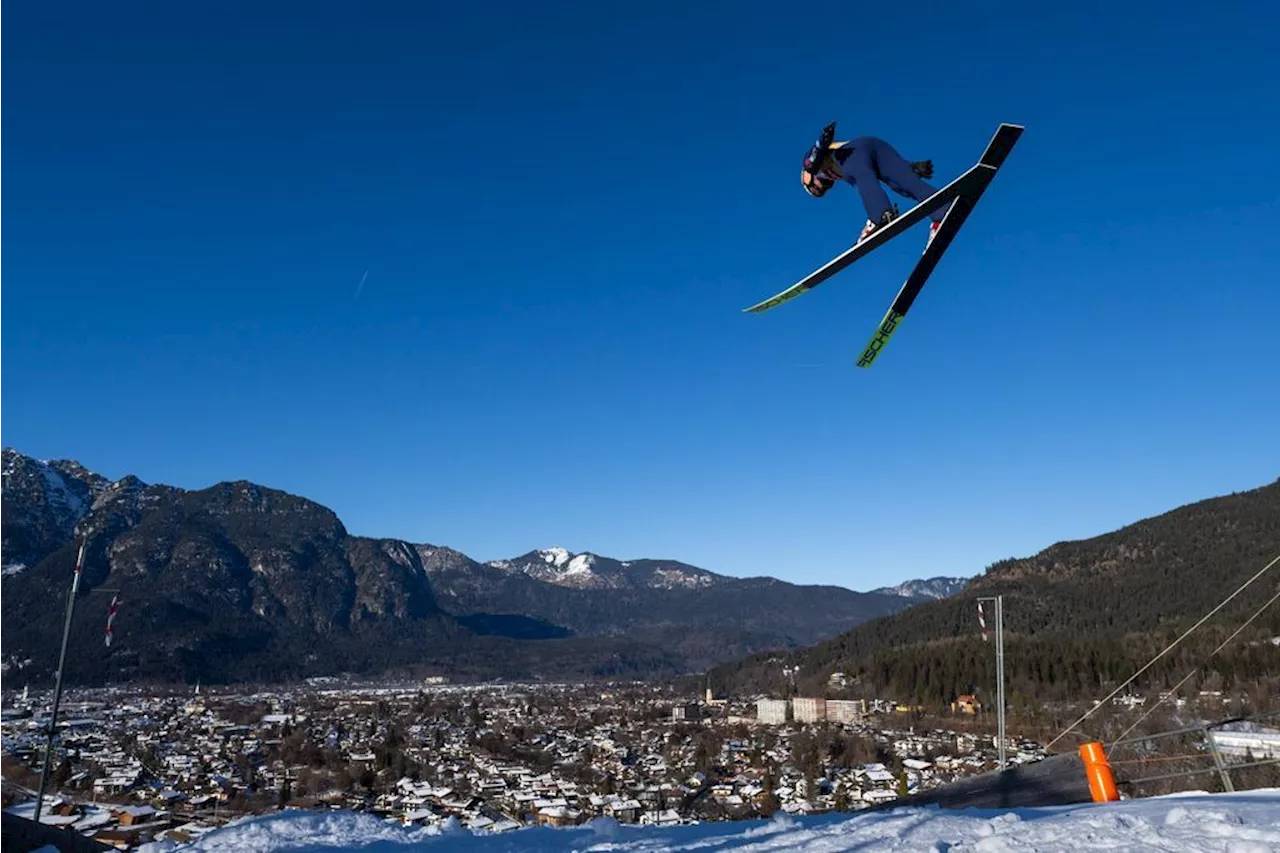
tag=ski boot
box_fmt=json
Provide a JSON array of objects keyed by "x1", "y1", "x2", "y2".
[
  {"x1": 926, "y1": 219, "x2": 943, "y2": 249},
  {"x1": 858, "y1": 206, "x2": 899, "y2": 243}
]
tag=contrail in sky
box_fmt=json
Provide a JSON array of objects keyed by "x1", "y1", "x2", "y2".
[{"x1": 354, "y1": 269, "x2": 369, "y2": 300}]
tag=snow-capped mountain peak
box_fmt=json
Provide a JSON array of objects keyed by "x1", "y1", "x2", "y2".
[
  {"x1": 481, "y1": 550, "x2": 729, "y2": 592},
  {"x1": 532, "y1": 549, "x2": 601, "y2": 579},
  {"x1": 4, "y1": 453, "x2": 90, "y2": 526},
  {"x1": 2, "y1": 449, "x2": 113, "y2": 572},
  {"x1": 484, "y1": 548, "x2": 610, "y2": 589},
  {"x1": 564, "y1": 553, "x2": 596, "y2": 575},
  {"x1": 871, "y1": 576, "x2": 971, "y2": 601},
  {"x1": 538, "y1": 546, "x2": 572, "y2": 567}
]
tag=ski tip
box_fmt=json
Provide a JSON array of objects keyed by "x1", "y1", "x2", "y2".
[
  {"x1": 855, "y1": 344, "x2": 884, "y2": 368},
  {"x1": 855, "y1": 310, "x2": 904, "y2": 368}
]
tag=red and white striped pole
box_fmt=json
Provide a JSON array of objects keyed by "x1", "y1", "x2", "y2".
[{"x1": 105, "y1": 595, "x2": 120, "y2": 647}]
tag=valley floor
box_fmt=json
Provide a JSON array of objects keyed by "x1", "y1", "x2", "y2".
[{"x1": 137, "y1": 788, "x2": 1280, "y2": 852}]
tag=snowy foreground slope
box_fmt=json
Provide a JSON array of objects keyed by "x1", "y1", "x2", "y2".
[{"x1": 139, "y1": 789, "x2": 1280, "y2": 853}]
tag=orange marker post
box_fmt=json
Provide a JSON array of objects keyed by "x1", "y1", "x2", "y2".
[{"x1": 1079, "y1": 741, "x2": 1120, "y2": 802}]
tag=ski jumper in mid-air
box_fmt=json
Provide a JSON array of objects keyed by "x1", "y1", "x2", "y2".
[{"x1": 800, "y1": 122, "x2": 947, "y2": 247}]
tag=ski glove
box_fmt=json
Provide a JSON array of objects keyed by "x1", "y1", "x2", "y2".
[{"x1": 911, "y1": 160, "x2": 933, "y2": 179}]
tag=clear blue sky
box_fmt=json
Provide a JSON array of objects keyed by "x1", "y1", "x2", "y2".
[{"x1": 5, "y1": 2, "x2": 1278, "y2": 590}]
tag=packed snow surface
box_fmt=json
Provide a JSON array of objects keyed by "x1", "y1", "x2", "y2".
[{"x1": 138, "y1": 789, "x2": 1280, "y2": 852}]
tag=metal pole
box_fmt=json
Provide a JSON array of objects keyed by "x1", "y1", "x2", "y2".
[
  {"x1": 34, "y1": 540, "x2": 86, "y2": 823},
  {"x1": 1204, "y1": 725, "x2": 1235, "y2": 793},
  {"x1": 996, "y1": 594, "x2": 1007, "y2": 771},
  {"x1": 978, "y1": 595, "x2": 1008, "y2": 772}
]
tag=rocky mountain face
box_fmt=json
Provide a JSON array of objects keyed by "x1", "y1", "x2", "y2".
[
  {"x1": 2, "y1": 452, "x2": 109, "y2": 575},
  {"x1": 0, "y1": 449, "x2": 916, "y2": 687},
  {"x1": 1, "y1": 451, "x2": 457, "y2": 685},
  {"x1": 870, "y1": 576, "x2": 971, "y2": 601}
]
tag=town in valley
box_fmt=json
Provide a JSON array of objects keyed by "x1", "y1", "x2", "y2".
[{"x1": 2, "y1": 677, "x2": 1049, "y2": 848}]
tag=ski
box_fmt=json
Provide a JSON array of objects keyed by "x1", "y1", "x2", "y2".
[
  {"x1": 855, "y1": 123, "x2": 1023, "y2": 368},
  {"x1": 742, "y1": 163, "x2": 991, "y2": 314}
]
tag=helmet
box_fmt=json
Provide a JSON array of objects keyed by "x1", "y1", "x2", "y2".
[
  {"x1": 801, "y1": 121, "x2": 839, "y2": 197},
  {"x1": 801, "y1": 166, "x2": 837, "y2": 197}
]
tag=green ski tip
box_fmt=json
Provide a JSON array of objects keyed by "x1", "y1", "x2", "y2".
[{"x1": 856, "y1": 310, "x2": 904, "y2": 368}]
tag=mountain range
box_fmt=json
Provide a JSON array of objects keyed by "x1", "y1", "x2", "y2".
[
  {"x1": 870, "y1": 576, "x2": 970, "y2": 601},
  {"x1": 0, "y1": 449, "x2": 921, "y2": 686}
]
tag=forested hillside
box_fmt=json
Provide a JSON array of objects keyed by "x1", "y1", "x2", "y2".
[{"x1": 710, "y1": 479, "x2": 1280, "y2": 707}]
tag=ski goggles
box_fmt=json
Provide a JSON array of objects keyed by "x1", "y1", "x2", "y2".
[
  {"x1": 801, "y1": 152, "x2": 841, "y2": 197},
  {"x1": 801, "y1": 167, "x2": 835, "y2": 197}
]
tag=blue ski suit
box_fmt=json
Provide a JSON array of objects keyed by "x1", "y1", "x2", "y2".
[{"x1": 832, "y1": 136, "x2": 944, "y2": 224}]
